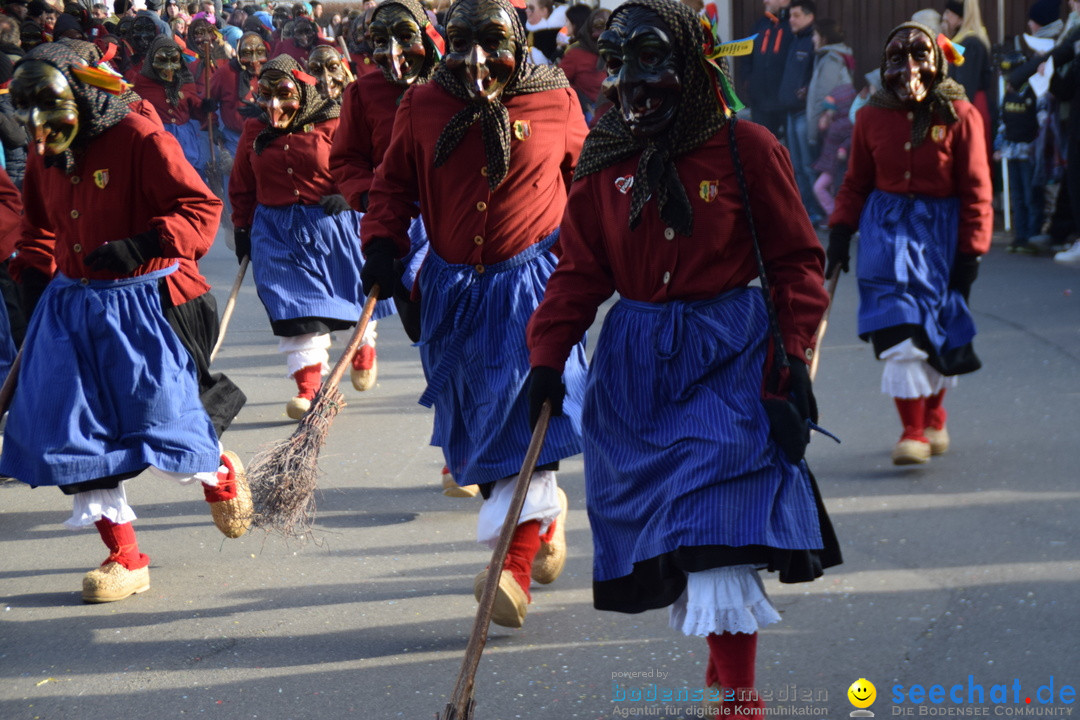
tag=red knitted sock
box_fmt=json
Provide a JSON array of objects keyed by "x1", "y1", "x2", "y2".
[
  {"x1": 894, "y1": 397, "x2": 929, "y2": 442},
  {"x1": 706, "y1": 632, "x2": 762, "y2": 706},
  {"x1": 94, "y1": 519, "x2": 150, "y2": 570},
  {"x1": 293, "y1": 363, "x2": 322, "y2": 400},
  {"x1": 925, "y1": 390, "x2": 947, "y2": 431},
  {"x1": 503, "y1": 520, "x2": 542, "y2": 600},
  {"x1": 202, "y1": 454, "x2": 236, "y2": 503}
]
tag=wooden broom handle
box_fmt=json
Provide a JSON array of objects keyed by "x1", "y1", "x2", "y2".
[
  {"x1": 209, "y1": 255, "x2": 249, "y2": 363},
  {"x1": 321, "y1": 286, "x2": 380, "y2": 393},
  {"x1": 444, "y1": 402, "x2": 552, "y2": 719},
  {"x1": 810, "y1": 271, "x2": 840, "y2": 382}
]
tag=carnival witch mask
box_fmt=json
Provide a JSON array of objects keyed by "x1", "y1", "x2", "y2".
[
  {"x1": 130, "y1": 16, "x2": 158, "y2": 57},
  {"x1": 307, "y1": 45, "x2": 350, "y2": 100},
  {"x1": 272, "y1": 6, "x2": 291, "y2": 30},
  {"x1": 444, "y1": 0, "x2": 517, "y2": 102},
  {"x1": 238, "y1": 32, "x2": 269, "y2": 76},
  {"x1": 10, "y1": 59, "x2": 79, "y2": 156},
  {"x1": 257, "y1": 68, "x2": 302, "y2": 129},
  {"x1": 370, "y1": 3, "x2": 427, "y2": 86},
  {"x1": 151, "y1": 43, "x2": 183, "y2": 83},
  {"x1": 883, "y1": 26, "x2": 936, "y2": 107},
  {"x1": 292, "y1": 17, "x2": 317, "y2": 51},
  {"x1": 598, "y1": 6, "x2": 681, "y2": 140}
]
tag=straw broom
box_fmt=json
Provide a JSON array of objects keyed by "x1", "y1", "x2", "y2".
[
  {"x1": 247, "y1": 286, "x2": 380, "y2": 538},
  {"x1": 437, "y1": 402, "x2": 552, "y2": 720}
]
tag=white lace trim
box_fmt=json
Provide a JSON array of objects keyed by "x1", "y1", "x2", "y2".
[
  {"x1": 880, "y1": 339, "x2": 957, "y2": 398},
  {"x1": 279, "y1": 332, "x2": 332, "y2": 377},
  {"x1": 65, "y1": 484, "x2": 137, "y2": 529},
  {"x1": 669, "y1": 565, "x2": 782, "y2": 637},
  {"x1": 476, "y1": 470, "x2": 560, "y2": 547}
]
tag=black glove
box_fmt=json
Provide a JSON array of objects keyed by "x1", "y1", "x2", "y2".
[
  {"x1": 787, "y1": 358, "x2": 818, "y2": 426},
  {"x1": 238, "y1": 100, "x2": 262, "y2": 119},
  {"x1": 527, "y1": 366, "x2": 565, "y2": 429},
  {"x1": 825, "y1": 224, "x2": 854, "y2": 280},
  {"x1": 17, "y1": 266, "x2": 50, "y2": 321},
  {"x1": 233, "y1": 227, "x2": 251, "y2": 264},
  {"x1": 949, "y1": 252, "x2": 980, "y2": 301},
  {"x1": 319, "y1": 194, "x2": 351, "y2": 216},
  {"x1": 200, "y1": 97, "x2": 220, "y2": 114},
  {"x1": 84, "y1": 230, "x2": 162, "y2": 274},
  {"x1": 361, "y1": 237, "x2": 399, "y2": 300}
]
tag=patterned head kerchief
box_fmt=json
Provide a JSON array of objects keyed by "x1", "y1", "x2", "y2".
[
  {"x1": 17, "y1": 41, "x2": 130, "y2": 173},
  {"x1": 574, "y1": 0, "x2": 725, "y2": 236},
  {"x1": 431, "y1": 0, "x2": 569, "y2": 191}
]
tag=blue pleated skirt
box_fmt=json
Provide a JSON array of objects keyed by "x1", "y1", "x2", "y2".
[
  {"x1": 856, "y1": 190, "x2": 976, "y2": 356},
  {"x1": 402, "y1": 214, "x2": 430, "y2": 290},
  {"x1": 584, "y1": 289, "x2": 824, "y2": 588},
  {"x1": 251, "y1": 203, "x2": 394, "y2": 332},
  {"x1": 0, "y1": 267, "x2": 221, "y2": 487},
  {"x1": 0, "y1": 296, "x2": 16, "y2": 387},
  {"x1": 416, "y1": 231, "x2": 586, "y2": 487},
  {"x1": 165, "y1": 119, "x2": 208, "y2": 175}
]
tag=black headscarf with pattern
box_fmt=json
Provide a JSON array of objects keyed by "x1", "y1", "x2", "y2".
[
  {"x1": 431, "y1": 0, "x2": 569, "y2": 191},
  {"x1": 17, "y1": 42, "x2": 130, "y2": 173},
  {"x1": 57, "y1": 37, "x2": 147, "y2": 113},
  {"x1": 868, "y1": 22, "x2": 967, "y2": 148},
  {"x1": 371, "y1": 0, "x2": 440, "y2": 89},
  {"x1": 141, "y1": 34, "x2": 195, "y2": 106},
  {"x1": 574, "y1": 0, "x2": 725, "y2": 237},
  {"x1": 253, "y1": 53, "x2": 340, "y2": 154}
]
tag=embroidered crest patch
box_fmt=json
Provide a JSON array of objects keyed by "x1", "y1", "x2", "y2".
[
  {"x1": 512, "y1": 120, "x2": 531, "y2": 140},
  {"x1": 615, "y1": 175, "x2": 634, "y2": 194},
  {"x1": 931, "y1": 125, "x2": 946, "y2": 143},
  {"x1": 699, "y1": 180, "x2": 719, "y2": 202},
  {"x1": 93, "y1": 169, "x2": 109, "y2": 189}
]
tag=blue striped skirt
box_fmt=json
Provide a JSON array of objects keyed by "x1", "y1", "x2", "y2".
[
  {"x1": 251, "y1": 203, "x2": 394, "y2": 332},
  {"x1": 165, "y1": 118, "x2": 209, "y2": 175},
  {"x1": 416, "y1": 232, "x2": 586, "y2": 487},
  {"x1": 0, "y1": 266, "x2": 221, "y2": 488},
  {"x1": 401, "y1": 214, "x2": 430, "y2": 290},
  {"x1": 584, "y1": 289, "x2": 825, "y2": 603},
  {"x1": 856, "y1": 190, "x2": 976, "y2": 356},
  {"x1": 0, "y1": 296, "x2": 16, "y2": 387}
]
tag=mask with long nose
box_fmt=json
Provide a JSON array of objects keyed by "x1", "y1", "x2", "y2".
[
  {"x1": 443, "y1": 0, "x2": 517, "y2": 103},
  {"x1": 883, "y1": 28, "x2": 937, "y2": 108},
  {"x1": 370, "y1": 4, "x2": 427, "y2": 87},
  {"x1": 10, "y1": 60, "x2": 80, "y2": 157},
  {"x1": 152, "y1": 45, "x2": 183, "y2": 83},
  {"x1": 307, "y1": 45, "x2": 350, "y2": 99},
  {"x1": 598, "y1": 6, "x2": 681, "y2": 140},
  {"x1": 257, "y1": 70, "x2": 302, "y2": 129},
  {"x1": 238, "y1": 33, "x2": 268, "y2": 77}
]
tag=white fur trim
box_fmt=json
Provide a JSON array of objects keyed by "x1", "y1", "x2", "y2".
[
  {"x1": 669, "y1": 565, "x2": 781, "y2": 637},
  {"x1": 476, "y1": 470, "x2": 560, "y2": 547},
  {"x1": 879, "y1": 339, "x2": 958, "y2": 398},
  {"x1": 65, "y1": 484, "x2": 137, "y2": 529},
  {"x1": 279, "y1": 332, "x2": 332, "y2": 377}
]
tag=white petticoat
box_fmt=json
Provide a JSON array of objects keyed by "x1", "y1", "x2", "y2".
[
  {"x1": 880, "y1": 338, "x2": 958, "y2": 398},
  {"x1": 476, "y1": 470, "x2": 561, "y2": 547},
  {"x1": 669, "y1": 564, "x2": 782, "y2": 637}
]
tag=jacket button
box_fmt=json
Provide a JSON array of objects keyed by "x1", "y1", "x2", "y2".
[
  {"x1": 476, "y1": 201, "x2": 487, "y2": 212},
  {"x1": 474, "y1": 264, "x2": 485, "y2": 274},
  {"x1": 473, "y1": 235, "x2": 483, "y2": 245},
  {"x1": 664, "y1": 227, "x2": 675, "y2": 240},
  {"x1": 480, "y1": 167, "x2": 488, "y2": 176},
  {"x1": 71, "y1": 176, "x2": 80, "y2": 184},
  {"x1": 73, "y1": 243, "x2": 82, "y2": 252},
  {"x1": 662, "y1": 271, "x2": 671, "y2": 284},
  {"x1": 70, "y1": 209, "x2": 79, "y2": 219}
]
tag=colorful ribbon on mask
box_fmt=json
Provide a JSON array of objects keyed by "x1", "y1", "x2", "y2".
[{"x1": 699, "y1": 5, "x2": 750, "y2": 117}]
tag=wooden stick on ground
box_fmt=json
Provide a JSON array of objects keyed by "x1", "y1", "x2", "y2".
[
  {"x1": 209, "y1": 255, "x2": 249, "y2": 363},
  {"x1": 810, "y1": 271, "x2": 841, "y2": 382},
  {"x1": 247, "y1": 286, "x2": 381, "y2": 538},
  {"x1": 437, "y1": 402, "x2": 552, "y2": 720}
]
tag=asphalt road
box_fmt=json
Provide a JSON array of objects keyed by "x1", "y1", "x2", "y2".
[{"x1": 1, "y1": 228, "x2": 1078, "y2": 720}]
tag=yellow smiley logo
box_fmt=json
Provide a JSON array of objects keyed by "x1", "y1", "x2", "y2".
[{"x1": 848, "y1": 678, "x2": 877, "y2": 709}]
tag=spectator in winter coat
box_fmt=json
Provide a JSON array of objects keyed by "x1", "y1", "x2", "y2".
[
  {"x1": 739, "y1": 0, "x2": 790, "y2": 137},
  {"x1": 805, "y1": 18, "x2": 852, "y2": 151}
]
